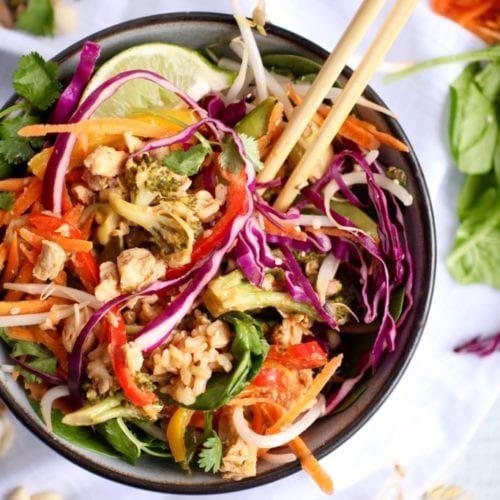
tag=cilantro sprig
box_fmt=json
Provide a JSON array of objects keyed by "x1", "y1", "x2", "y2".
[
  {"x1": 0, "y1": 52, "x2": 62, "y2": 179},
  {"x1": 197, "y1": 431, "x2": 223, "y2": 473}
]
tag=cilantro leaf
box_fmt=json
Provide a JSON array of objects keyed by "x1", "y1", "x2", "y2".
[
  {"x1": 12, "y1": 52, "x2": 62, "y2": 110},
  {"x1": 0, "y1": 139, "x2": 35, "y2": 164},
  {"x1": 220, "y1": 134, "x2": 263, "y2": 173},
  {"x1": 163, "y1": 143, "x2": 211, "y2": 176},
  {"x1": 0, "y1": 192, "x2": 15, "y2": 211},
  {"x1": 16, "y1": 0, "x2": 55, "y2": 37},
  {"x1": 197, "y1": 431, "x2": 223, "y2": 473},
  {"x1": 0, "y1": 115, "x2": 43, "y2": 167}
]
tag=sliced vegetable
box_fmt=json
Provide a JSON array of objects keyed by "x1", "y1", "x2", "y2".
[
  {"x1": 167, "y1": 407, "x2": 195, "y2": 463},
  {"x1": 267, "y1": 341, "x2": 328, "y2": 370}
]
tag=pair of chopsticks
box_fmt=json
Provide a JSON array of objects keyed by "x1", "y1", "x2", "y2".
[{"x1": 256, "y1": 0, "x2": 419, "y2": 212}]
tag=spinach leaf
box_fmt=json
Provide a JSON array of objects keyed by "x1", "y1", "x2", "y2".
[
  {"x1": 96, "y1": 419, "x2": 141, "y2": 464},
  {"x1": 449, "y1": 63, "x2": 498, "y2": 175},
  {"x1": 29, "y1": 399, "x2": 119, "y2": 458},
  {"x1": 186, "y1": 312, "x2": 269, "y2": 410},
  {"x1": 456, "y1": 172, "x2": 496, "y2": 220},
  {"x1": 0, "y1": 330, "x2": 57, "y2": 383},
  {"x1": 447, "y1": 189, "x2": 500, "y2": 288}
]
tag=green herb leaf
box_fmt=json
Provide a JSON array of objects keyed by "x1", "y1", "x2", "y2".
[
  {"x1": 96, "y1": 419, "x2": 141, "y2": 465},
  {"x1": 163, "y1": 143, "x2": 211, "y2": 176},
  {"x1": 30, "y1": 399, "x2": 120, "y2": 457},
  {"x1": 447, "y1": 189, "x2": 500, "y2": 288},
  {"x1": 475, "y1": 61, "x2": 500, "y2": 101},
  {"x1": 197, "y1": 431, "x2": 223, "y2": 473},
  {"x1": 449, "y1": 63, "x2": 498, "y2": 175},
  {"x1": 12, "y1": 52, "x2": 62, "y2": 110},
  {"x1": 0, "y1": 192, "x2": 15, "y2": 211},
  {"x1": 456, "y1": 173, "x2": 496, "y2": 220},
  {"x1": 15, "y1": 0, "x2": 55, "y2": 37},
  {"x1": 220, "y1": 134, "x2": 263, "y2": 172}
]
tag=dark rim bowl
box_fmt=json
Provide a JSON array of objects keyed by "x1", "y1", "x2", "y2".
[{"x1": 0, "y1": 12, "x2": 436, "y2": 495}]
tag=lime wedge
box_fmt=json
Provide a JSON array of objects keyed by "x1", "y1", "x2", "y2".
[{"x1": 82, "y1": 43, "x2": 235, "y2": 118}]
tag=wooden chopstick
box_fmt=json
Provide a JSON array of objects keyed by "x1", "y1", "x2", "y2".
[
  {"x1": 272, "y1": 0, "x2": 419, "y2": 212},
  {"x1": 257, "y1": 0, "x2": 388, "y2": 186}
]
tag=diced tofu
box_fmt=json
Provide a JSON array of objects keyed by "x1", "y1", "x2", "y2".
[
  {"x1": 82, "y1": 169, "x2": 109, "y2": 191},
  {"x1": 123, "y1": 132, "x2": 144, "y2": 153},
  {"x1": 117, "y1": 248, "x2": 166, "y2": 292},
  {"x1": 83, "y1": 146, "x2": 126, "y2": 177},
  {"x1": 94, "y1": 261, "x2": 120, "y2": 302},
  {"x1": 70, "y1": 183, "x2": 95, "y2": 205},
  {"x1": 33, "y1": 240, "x2": 66, "y2": 281}
]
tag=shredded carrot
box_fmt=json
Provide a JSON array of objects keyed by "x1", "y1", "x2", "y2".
[
  {"x1": 347, "y1": 115, "x2": 409, "y2": 152},
  {"x1": 290, "y1": 437, "x2": 334, "y2": 495},
  {"x1": 0, "y1": 178, "x2": 31, "y2": 191},
  {"x1": 2, "y1": 232, "x2": 20, "y2": 284},
  {"x1": 339, "y1": 118, "x2": 381, "y2": 151},
  {"x1": 266, "y1": 355, "x2": 343, "y2": 435},
  {"x1": 18, "y1": 227, "x2": 44, "y2": 248},
  {"x1": 5, "y1": 326, "x2": 36, "y2": 342},
  {"x1": 63, "y1": 204, "x2": 84, "y2": 226},
  {"x1": 0, "y1": 243, "x2": 8, "y2": 273},
  {"x1": 4, "y1": 259, "x2": 34, "y2": 300},
  {"x1": 3, "y1": 177, "x2": 42, "y2": 225},
  {"x1": 19, "y1": 242, "x2": 38, "y2": 264},
  {"x1": 432, "y1": 0, "x2": 500, "y2": 44},
  {"x1": 0, "y1": 297, "x2": 70, "y2": 315},
  {"x1": 18, "y1": 117, "x2": 182, "y2": 139},
  {"x1": 258, "y1": 101, "x2": 285, "y2": 158}
]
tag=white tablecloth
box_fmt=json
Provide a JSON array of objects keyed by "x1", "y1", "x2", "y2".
[{"x1": 1, "y1": 1, "x2": 499, "y2": 499}]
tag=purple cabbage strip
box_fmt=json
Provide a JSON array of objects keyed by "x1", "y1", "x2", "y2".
[
  {"x1": 10, "y1": 356, "x2": 66, "y2": 386},
  {"x1": 266, "y1": 232, "x2": 332, "y2": 253},
  {"x1": 328, "y1": 158, "x2": 365, "y2": 208},
  {"x1": 279, "y1": 246, "x2": 337, "y2": 329},
  {"x1": 255, "y1": 178, "x2": 284, "y2": 190},
  {"x1": 43, "y1": 69, "x2": 210, "y2": 214},
  {"x1": 201, "y1": 93, "x2": 247, "y2": 128},
  {"x1": 454, "y1": 332, "x2": 500, "y2": 357},
  {"x1": 67, "y1": 275, "x2": 189, "y2": 401},
  {"x1": 49, "y1": 41, "x2": 101, "y2": 124}
]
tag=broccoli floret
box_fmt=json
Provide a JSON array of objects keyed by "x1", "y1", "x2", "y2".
[
  {"x1": 124, "y1": 156, "x2": 188, "y2": 207},
  {"x1": 109, "y1": 192, "x2": 196, "y2": 267},
  {"x1": 62, "y1": 396, "x2": 159, "y2": 426},
  {"x1": 203, "y1": 270, "x2": 318, "y2": 318}
]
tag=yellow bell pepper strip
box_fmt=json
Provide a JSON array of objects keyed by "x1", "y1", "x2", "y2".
[{"x1": 167, "y1": 407, "x2": 195, "y2": 463}]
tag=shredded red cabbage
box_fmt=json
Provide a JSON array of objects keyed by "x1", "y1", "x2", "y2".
[
  {"x1": 43, "y1": 69, "x2": 209, "y2": 214},
  {"x1": 200, "y1": 93, "x2": 247, "y2": 127},
  {"x1": 49, "y1": 41, "x2": 101, "y2": 124},
  {"x1": 11, "y1": 356, "x2": 66, "y2": 386},
  {"x1": 454, "y1": 332, "x2": 500, "y2": 357}
]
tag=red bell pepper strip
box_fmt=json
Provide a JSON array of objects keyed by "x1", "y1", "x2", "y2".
[
  {"x1": 105, "y1": 309, "x2": 157, "y2": 407},
  {"x1": 266, "y1": 341, "x2": 328, "y2": 370},
  {"x1": 28, "y1": 213, "x2": 99, "y2": 292},
  {"x1": 252, "y1": 366, "x2": 287, "y2": 389},
  {"x1": 165, "y1": 167, "x2": 248, "y2": 279}
]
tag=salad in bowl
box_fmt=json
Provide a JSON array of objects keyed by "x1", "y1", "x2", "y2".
[{"x1": 0, "y1": 8, "x2": 419, "y2": 495}]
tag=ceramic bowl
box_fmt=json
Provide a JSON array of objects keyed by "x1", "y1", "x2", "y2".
[{"x1": 0, "y1": 12, "x2": 435, "y2": 494}]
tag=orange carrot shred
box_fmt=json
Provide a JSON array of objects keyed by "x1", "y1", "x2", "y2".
[
  {"x1": 0, "y1": 178, "x2": 31, "y2": 191},
  {"x1": 2, "y1": 231, "x2": 20, "y2": 284},
  {"x1": 4, "y1": 259, "x2": 34, "y2": 300}
]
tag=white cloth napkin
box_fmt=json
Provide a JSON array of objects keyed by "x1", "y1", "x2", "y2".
[{"x1": 1, "y1": 1, "x2": 499, "y2": 499}]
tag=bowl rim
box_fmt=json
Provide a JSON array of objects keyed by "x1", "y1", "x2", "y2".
[{"x1": 0, "y1": 11, "x2": 436, "y2": 495}]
